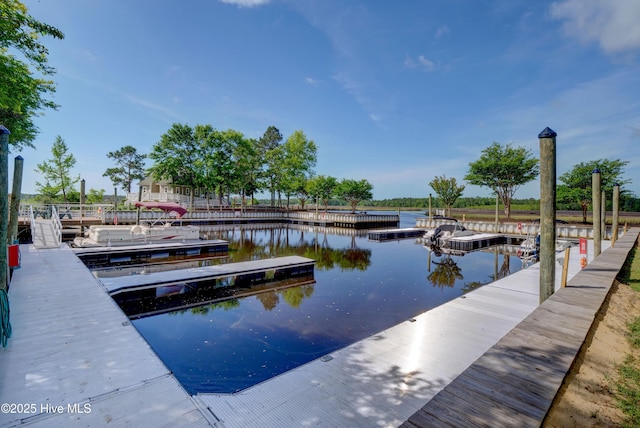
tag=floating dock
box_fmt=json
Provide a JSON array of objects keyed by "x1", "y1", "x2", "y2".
[
  {"x1": 368, "y1": 228, "x2": 425, "y2": 241},
  {"x1": 444, "y1": 233, "x2": 506, "y2": 252},
  {"x1": 72, "y1": 239, "x2": 228, "y2": 268},
  {"x1": 100, "y1": 255, "x2": 315, "y2": 295}
]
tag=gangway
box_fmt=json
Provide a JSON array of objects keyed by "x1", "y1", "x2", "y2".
[{"x1": 29, "y1": 205, "x2": 62, "y2": 249}]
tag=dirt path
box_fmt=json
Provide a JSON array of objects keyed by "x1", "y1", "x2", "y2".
[{"x1": 543, "y1": 281, "x2": 640, "y2": 427}]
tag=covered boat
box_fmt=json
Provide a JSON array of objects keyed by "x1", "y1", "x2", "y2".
[{"x1": 72, "y1": 202, "x2": 200, "y2": 247}]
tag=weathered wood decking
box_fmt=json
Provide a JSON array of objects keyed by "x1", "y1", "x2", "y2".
[{"x1": 401, "y1": 228, "x2": 639, "y2": 428}]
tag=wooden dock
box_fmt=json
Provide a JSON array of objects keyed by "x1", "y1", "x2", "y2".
[
  {"x1": 445, "y1": 232, "x2": 508, "y2": 252},
  {"x1": 368, "y1": 228, "x2": 425, "y2": 241},
  {"x1": 0, "y1": 244, "x2": 213, "y2": 427},
  {"x1": 72, "y1": 239, "x2": 229, "y2": 268},
  {"x1": 100, "y1": 255, "x2": 315, "y2": 295},
  {"x1": 1, "y1": 231, "x2": 635, "y2": 427},
  {"x1": 401, "y1": 229, "x2": 639, "y2": 427}
]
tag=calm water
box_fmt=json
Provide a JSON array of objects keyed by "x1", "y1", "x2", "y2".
[{"x1": 110, "y1": 212, "x2": 523, "y2": 394}]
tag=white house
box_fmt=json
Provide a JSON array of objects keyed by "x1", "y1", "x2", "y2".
[{"x1": 126, "y1": 177, "x2": 228, "y2": 209}]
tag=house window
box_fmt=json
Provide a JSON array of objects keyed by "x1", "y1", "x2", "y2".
[
  {"x1": 185, "y1": 188, "x2": 190, "y2": 195},
  {"x1": 164, "y1": 186, "x2": 169, "y2": 194}
]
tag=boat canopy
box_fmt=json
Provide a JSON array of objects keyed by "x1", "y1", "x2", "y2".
[{"x1": 134, "y1": 201, "x2": 187, "y2": 218}]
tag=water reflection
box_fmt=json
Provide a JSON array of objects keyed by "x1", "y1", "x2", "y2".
[
  {"x1": 427, "y1": 255, "x2": 463, "y2": 289},
  {"x1": 119, "y1": 221, "x2": 525, "y2": 394}
]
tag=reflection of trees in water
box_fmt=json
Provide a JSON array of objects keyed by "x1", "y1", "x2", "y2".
[
  {"x1": 462, "y1": 254, "x2": 513, "y2": 293},
  {"x1": 497, "y1": 254, "x2": 511, "y2": 279},
  {"x1": 281, "y1": 284, "x2": 314, "y2": 308},
  {"x1": 220, "y1": 226, "x2": 372, "y2": 272},
  {"x1": 256, "y1": 291, "x2": 279, "y2": 310},
  {"x1": 461, "y1": 281, "x2": 485, "y2": 294},
  {"x1": 182, "y1": 225, "x2": 372, "y2": 313},
  {"x1": 427, "y1": 256, "x2": 463, "y2": 289},
  {"x1": 173, "y1": 299, "x2": 240, "y2": 316}
]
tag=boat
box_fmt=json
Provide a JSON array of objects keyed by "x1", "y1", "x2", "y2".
[
  {"x1": 517, "y1": 235, "x2": 539, "y2": 260},
  {"x1": 516, "y1": 234, "x2": 574, "y2": 260},
  {"x1": 72, "y1": 202, "x2": 201, "y2": 247},
  {"x1": 424, "y1": 220, "x2": 475, "y2": 248}
]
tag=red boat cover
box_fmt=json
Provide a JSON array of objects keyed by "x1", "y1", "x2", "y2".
[{"x1": 134, "y1": 201, "x2": 188, "y2": 218}]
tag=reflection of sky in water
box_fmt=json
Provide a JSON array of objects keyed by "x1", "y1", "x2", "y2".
[{"x1": 130, "y1": 214, "x2": 523, "y2": 394}]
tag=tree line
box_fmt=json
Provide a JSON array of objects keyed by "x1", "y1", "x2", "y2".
[
  {"x1": 422, "y1": 142, "x2": 634, "y2": 220},
  {"x1": 32, "y1": 124, "x2": 375, "y2": 213}
]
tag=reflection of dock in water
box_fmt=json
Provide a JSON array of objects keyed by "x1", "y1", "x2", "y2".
[
  {"x1": 114, "y1": 276, "x2": 316, "y2": 320},
  {"x1": 73, "y1": 240, "x2": 228, "y2": 268},
  {"x1": 91, "y1": 255, "x2": 228, "y2": 279},
  {"x1": 108, "y1": 255, "x2": 316, "y2": 319}
]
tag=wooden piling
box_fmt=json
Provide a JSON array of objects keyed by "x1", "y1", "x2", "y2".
[
  {"x1": 539, "y1": 127, "x2": 557, "y2": 303},
  {"x1": 592, "y1": 169, "x2": 601, "y2": 257},
  {"x1": 0, "y1": 126, "x2": 9, "y2": 292},
  {"x1": 561, "y1": 247, "x2": 570, "y2": 287},
  {"x1": 612, "y1": 184, "x2": 620, "y2": 246},
  {"x1": 8, "y1": 156, "x2": 23, "y2": 244}
]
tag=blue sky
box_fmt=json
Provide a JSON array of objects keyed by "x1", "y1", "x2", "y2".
[{"x1": 10, "y1": 0, "x2": 640, "y2": 200}]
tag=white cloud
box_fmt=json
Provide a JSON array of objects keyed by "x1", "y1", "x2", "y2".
[
  {"x1": 404, "y1": 55, "x2": 437, "y2": 72},
  {"x1": 219, "y1": 0, "x2": 270, "y2": 7},
  {"x1": 550, "y1": 0, "x2": 640, "y2": 54},
  {"x1": 434, "y1": 25, "x2": 450, "y2": 39},
  {"x1": 305, "y1": 77, "x2": 319, "y2": 86},
  {"x1": 417, "y1": 55, "x2": 436, "y2": 71}
]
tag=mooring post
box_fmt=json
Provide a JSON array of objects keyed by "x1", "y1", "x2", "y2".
[
  {"x1": 8, "y1": 156, "x2": 23, "y2": 244},
  {"x1": 592, "y1": 169, "x2": 601, "y2": 257},
  {"x1": 612, "y1": 183, "x2": 620, "y2": 246},
  {"x1": 0, "y1": 126, "x2": 10, "y2": 292},
  {"x1": 601, "y1": 190, "x2": 606, "y2": 240},
  {"x1": 539, "y1": 127, "x2": 557, "y2": 303},
  {"x1": 80, "y1": 178, "x2": 85, "y2": 219},
  {"x1": 495, "y1": 193, "x2": 499, "y2": 233}
]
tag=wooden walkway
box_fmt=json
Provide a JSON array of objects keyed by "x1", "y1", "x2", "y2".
[
  {"x1": 0, "y1": 244, "x2": 213, "y2": 427},
  {"x1": 401, "y1": 228, "x2": 639, "y2": 428}
]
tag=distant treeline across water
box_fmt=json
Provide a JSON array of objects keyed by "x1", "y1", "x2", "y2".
[{"x1": 368, "y1": 196, "x2": 640, "y2": 212}]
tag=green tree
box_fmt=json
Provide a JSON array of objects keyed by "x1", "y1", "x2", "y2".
[
  {"x1": 229, "y1": 131, "x2": 258, "y2": 209},
  {"x1": 199, "y1": 127, "x2": 235, "y2": 208},
  {"x1": 336, "y1": 178, "x2": 374, "y2": 213},
  {"x1": 557, "y1": 158, "x2": 630, "y2": 223},
  {"x1": 103, "y1": 145, "x2": 146, "y2": 193},
  {"x1": 429, "y1": 175, "x2": 465, "y2": 217},
  {"x1": 465, "y1": 142, "x2": 539, "y2": 218},
  {"x1": 306, "y1": 175, "x2": 338, "y2": 211},
  {"x1": 281, "y1": 130, "x2": 317, "y2": 208},
  {"x1": 85, "y1": 188, "x2": 105, "y2": 204},
  {"x1": 35, "y1": 136, "x2": 79, "y2": 203},
  {"x1": 256, "y1": 126, "x2": 283, "y2": 207},
  {"x1": 148, "y1": 123, "x2": 201, "y2": 208},
  {"x1": 0, "y1": 1, "x2": 64, "y2": 149}
]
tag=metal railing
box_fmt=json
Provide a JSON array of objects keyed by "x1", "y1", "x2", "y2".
[
  {"x1": 28, "y1": 206, "x2": 36, "y2": 243},
  {"x1": 49, "y1": 206, "x2": 63, "y2": 246}
]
